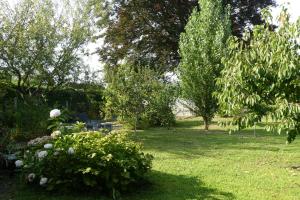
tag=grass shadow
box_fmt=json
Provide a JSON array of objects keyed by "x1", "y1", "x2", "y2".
[
  {"x1": 125, "y1": 170, "x2": 236, "y2": 200},
  {"x1": 175, "y1": 117, "x2": 219, "y2": 129},
  {"x1": 13, "y1": 171, "x2": 235, "y2": 200},
  {"x1": 132, "y1": 118, "x2": 297, "y2": 158}
]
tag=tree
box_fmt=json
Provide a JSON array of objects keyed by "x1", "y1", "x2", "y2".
[
  {"x1": 105, "y1": 64, "x2": 156, "y2": 132},
  {"x1": 0, "y1": 0, "x2": 93, "y2": 96},
  {"x1": 178, "y1": 0, "x2": 231, "y2": 130},
  {"x1": 144, "y1": 83, "x2": 177, "y2": 128},
  {"x1": 92, "y1": 0, "x2": 274, "y2": 72},
  {"x1": 104, "y1": 63, "x2": 176, "y2": 131},
  {"x1": 217, "y1": 8, "x2": 300, "y2": 143}
]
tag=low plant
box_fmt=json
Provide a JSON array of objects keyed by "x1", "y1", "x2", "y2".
[{"x1": 17, "y1": 130, "x2": 153, "y2": 199}]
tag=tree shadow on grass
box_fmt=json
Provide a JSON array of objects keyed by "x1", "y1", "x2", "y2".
[
  {"x1": 13, "y1": 171, "x2": 235, "y2": 200},
  {"x1": 125, "y1": 170, "x2": 236, "y2": 200},
  {"x1": 175, "y1": 118, "x2": 219, "y2": 129},
  {"x1": 133, "y1": 124, "x2": 291, "y2": 158}
]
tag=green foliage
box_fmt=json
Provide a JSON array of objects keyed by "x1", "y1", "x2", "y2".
[
  {"x1": 71, "y1": 121, "x2": 87, "y2": 133},
  {"x1": 20, "y1": 130, "x2": 153, "y2": 197},
  {"x1": 105, "y1": 64, "x2": 176, "y2": 130},
  {"x1": 95, "y1": 0, "x2": 197, "y2": 72},
  {"x1": 0, "y1": 83, "x2": 104, "y2": 137},
  {"x1": 93, "y1": 0, "x2": 274, "y2": 72},
  {"x1": 46, "y1": 85, "x2": 105, "y2": 119},
  {"x1": 143, "y1": 84, "x2": 177, "y2": 128},
  {"x1": 178, "y1": 0, "x2": 231, "y2": 130},
  {"x1": 0, "y1": 0, "x2": 93, "y2": 95},
  {"x1": 217, "y1": 8, "x2": 300, "y2": 142}
]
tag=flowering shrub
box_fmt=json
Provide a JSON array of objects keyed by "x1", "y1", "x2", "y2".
[{"x1": 19, "y1": 130, "x2": 153, "y2": 197}]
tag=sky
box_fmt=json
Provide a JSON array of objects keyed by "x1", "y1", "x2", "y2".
[
  {"x1": 272, "y1": 0, "x2": 300, "y2": 22},
  {"x1": 5, "y1": 0, "x2": 300, "y2": 78}
]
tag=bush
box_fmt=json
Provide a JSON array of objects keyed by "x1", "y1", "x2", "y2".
[
  {"x1": 144, "y1": 84, "x2": 177, "y2": 128},
  {"x1": 18, "y1": 130, "x2": 153, "y2": 197}
]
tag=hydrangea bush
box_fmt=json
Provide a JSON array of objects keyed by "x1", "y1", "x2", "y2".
[
  {"x1": 16, "y1": 109, "x2": 153, "y2": 198},
  {"x1": 18, "y1": 130, "x2": 153, "y2": 197}
]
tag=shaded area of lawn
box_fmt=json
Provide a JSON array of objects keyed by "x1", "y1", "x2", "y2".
[
  {"x1": 12, "y1": 171, "x2": 235, "y2": 200},
  {"x1": 9, "y1": 117, "x2": 300, "y2": 200},
  {"x1": 126, "y1": 171, "x2": 235, "y2": 200}
]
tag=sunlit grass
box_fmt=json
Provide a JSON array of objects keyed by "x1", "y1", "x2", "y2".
[{"x1": 14, "y1": 117, "x2": 300, "y2": 200}]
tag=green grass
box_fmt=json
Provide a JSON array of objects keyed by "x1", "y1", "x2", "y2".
[{"x1": 14, "y1": 117, "x2": 300, "y2": 200}]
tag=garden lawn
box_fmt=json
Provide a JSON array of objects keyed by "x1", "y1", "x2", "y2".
[{"x1": 13, "y1": 118, "x2": 300, "y2": 200}]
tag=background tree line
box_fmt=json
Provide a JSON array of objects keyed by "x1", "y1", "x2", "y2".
[
  {"x1": 93, "y1": 0, "x2": 299, "y2": 142},
  {"x1": 1, "y1": 0, "x2": 298, "y2": 143}
]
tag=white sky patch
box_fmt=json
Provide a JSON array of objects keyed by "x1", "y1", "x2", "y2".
[{"x1": 272, "y1": 0, "x2": 300, "y2": 22}]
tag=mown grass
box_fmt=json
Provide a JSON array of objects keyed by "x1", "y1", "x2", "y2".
[{"x1": 14, "y1": 117, "x2": 300, "y2": 200}]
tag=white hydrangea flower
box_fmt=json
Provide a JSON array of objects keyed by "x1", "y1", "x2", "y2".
[
  {"x1": 40, "y1": 177, "x2": 48, "y2": 186},
  {"x1": 67, "y1": 147, "x2": 75, "y2": 155},
  {"x1": 15, "y1": 160, "x2": 23, "y2": 168},
  {"x1": 53, "y1": 151, "x2": 59, "y2": 156},
  {"x1": 50, "y1": 109, "x2": 61, "y2": 118},
  {"x1": 37, "y1": 151, "x2": 48, "y2": 159},
  {"x1": 28, "y1": 173, "x2": 36, "y2": 182},
  {"x1": 51, "y1": 130, "x2": 61, "y2": 138},
  {"x1": 44, "y1": 143, "x2": 53, "y2": 149}
]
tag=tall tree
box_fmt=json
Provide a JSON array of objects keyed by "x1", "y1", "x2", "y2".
[
  {"x1": 92, "y1": 0, "x2": 275, "y2": 72},
  {"x1": 178, "y1": 0, "x2": 231, "y2": 130},
  {"x1": 0, "y1": 0, "x2": 93, "y2": 96},
  {"x1": 217, "y1": 9, "x2": 300, "y2": 143}
]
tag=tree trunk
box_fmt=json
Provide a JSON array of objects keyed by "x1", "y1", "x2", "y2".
[
  {"x1": 134, "y1": 114, "x2": 138, "y2": 133},
  {"x1": 203, "y1": 116, "x2": 209, "y2": 131}
]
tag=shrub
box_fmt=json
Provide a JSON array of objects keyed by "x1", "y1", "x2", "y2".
[
  {"x1": 144, "y1": 84, "x2": 177, "y2": 128},
  {"x1": 19, "y1": 130, "x2": 153, "y2": 197}
]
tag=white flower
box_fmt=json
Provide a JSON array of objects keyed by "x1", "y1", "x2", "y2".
[
  {"x1": 50, "y1": 109, "x2": 61, "y2": 118},
  {"x1": 142, "y1": 100, "x2": 149, "y2": 106},
  {"x1": 106, "y1": 154, "x2": 113, "y2": 161},
  {"x1": 37, "y1": 151, "x2": 48, "y2": 159},
  {"x1": 28, "y1": 173, "x2": 36, "y2": 182},
  {"x1": 67, "y1": 147, "x2": 75, "y2": 155},
  {"x1": 51, "y1": 130, "x2": 61, "y2": 138},
  {"x1": 40, "y1": 177, "x2": 48, "y2": 186},
  {"x1": 15, "y1": 160, "x2": 23, "y2": 168},
  {"x1": 53, "y1": 151, "x2": 59, "y2": 156},
  {"x1": 44, "y1": 143, "x2": 53, "y2": 149}
]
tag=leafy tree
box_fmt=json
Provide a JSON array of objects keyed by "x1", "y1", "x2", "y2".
[
  {"x1": 105, "y1": 64, "x2": 155, "y2": 132},
  {"x1": 0, "y1": 0, "x2": 93, "y2": 96},
  {"x1": 217, "y1": 9, "x2": 300, "y2": 143},
  {"x1": 178, "y1": 0, "x2": 231, "y2": 130},
  {"x1": 105, "y1": 64, "x2": 176, "y2": 131},
  {"x1": 92, "y1": 0, "x2": 274, "y2": 72}
]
